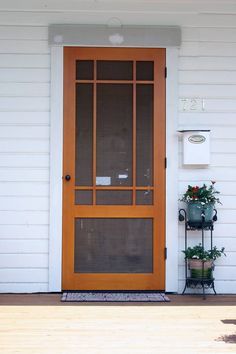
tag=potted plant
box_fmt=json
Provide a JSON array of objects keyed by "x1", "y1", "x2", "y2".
[
  {"x1": 182, "y1": 244, "x2": 226, "y2": 279},
  {"x1": 180, "y1": 181, "x2": 221, "y2": 222}
]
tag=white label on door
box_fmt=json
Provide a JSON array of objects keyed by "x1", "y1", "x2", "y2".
[
  {"x1": 96, "y1": 176, "x2": 111, "y2": 185},
  {"x1": 118, "y1": 174, "x2": 128, "y2": 179}
]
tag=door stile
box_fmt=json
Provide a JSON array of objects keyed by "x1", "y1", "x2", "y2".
[
  {"x1": 132, "y1": 60, "x2": 136, "y2": 205},
  {"x1": 62, "y1": 49, "x2": 77, "y2": 287},
  {"x1": 153, "y1": 51, "x2": 166, "y2": 289}
]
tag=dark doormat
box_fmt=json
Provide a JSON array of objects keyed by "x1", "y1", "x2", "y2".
[{"x1": 61, "y1": 291, "x2": 170, "y2": 302}]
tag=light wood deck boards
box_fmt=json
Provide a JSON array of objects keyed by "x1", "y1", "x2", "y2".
[{"x1": 0, "y1": 295, "x2": 235, "y2": 353}]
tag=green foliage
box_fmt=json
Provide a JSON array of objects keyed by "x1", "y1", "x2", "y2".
[
  {"x1": 180, "y1": 181, "x2": 221, "y2": 205},
  {"x1": 182, "y1": 244, "x2": 226, "y2": 261}
]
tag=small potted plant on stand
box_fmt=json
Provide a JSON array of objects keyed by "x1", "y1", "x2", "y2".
[
  {"x1": 180, "y1": 181, "x2": 221, "y2": 223},
  {"x1": 182, "y1": 244, "x2": 226, "y2": 279}
]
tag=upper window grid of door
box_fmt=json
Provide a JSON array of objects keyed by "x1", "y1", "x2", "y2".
[
  {"x1": 76, "y1": 60, "x2": 154, "y2": 82},
  {"x1": 74, "y1": 59, "x2": 155, "y2": 205}
]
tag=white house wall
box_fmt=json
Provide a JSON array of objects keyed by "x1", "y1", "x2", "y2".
[
  {"x1": 0, "y1": 25, "x2": 50, "y2": 292},
  {"x1": 179, "y1": 26, "x2": 236, "y2": 294},
  {"x1": 0, "y1": 8, "x2": 236, "y2": 293}
]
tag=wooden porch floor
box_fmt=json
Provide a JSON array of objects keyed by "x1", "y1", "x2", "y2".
[{"x1": 0, "y1": 294, "x2": 236, "y2": 353}]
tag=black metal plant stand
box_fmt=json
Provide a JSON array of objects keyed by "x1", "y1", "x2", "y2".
[{"x1": 179, "y1": 208, "x2": 217, "y2": 299}]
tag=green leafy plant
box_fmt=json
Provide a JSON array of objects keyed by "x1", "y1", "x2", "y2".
[
  {"x1": 180, "y1": 181, "x2": 221, "y2": 206},
  {"x1": 182, "y1": 244, "x2": 226, "y2": 261}
]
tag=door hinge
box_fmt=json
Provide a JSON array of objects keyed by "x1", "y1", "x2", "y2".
[
  {"x1": 164, "y1": 247, "x2": 167, "y2": 260},
  {"x1": 165, "y1": 157, "x2": 167, "y2": 169},
  {"x1": 165, "y1": 67, "x2": 167, "y2": 78}
]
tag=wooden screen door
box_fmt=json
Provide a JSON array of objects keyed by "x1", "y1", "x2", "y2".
[{"x1": 62, "y1": 47, "x2": 166, "y2": 290}]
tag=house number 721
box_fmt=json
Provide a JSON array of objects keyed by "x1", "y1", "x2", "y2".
[{"x1": 179, "y1": 98, "x2": 204, "y2": 112}]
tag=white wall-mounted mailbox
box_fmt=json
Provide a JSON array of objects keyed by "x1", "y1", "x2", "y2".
[{"x1": 179, "y1": 130, "x2": 210, "y2": 165}]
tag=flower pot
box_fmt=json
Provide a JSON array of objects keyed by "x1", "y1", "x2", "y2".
[
  {"x1": 188, "y1": 259, "x2": 214, "y2": 279},
  {"x1": 187, "y1": 202, "x2": 214, "y2": 223}
]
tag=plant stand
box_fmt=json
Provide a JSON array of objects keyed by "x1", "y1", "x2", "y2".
[{"x1": 179, "y1": 209, "x2": 217, "y2": 300}]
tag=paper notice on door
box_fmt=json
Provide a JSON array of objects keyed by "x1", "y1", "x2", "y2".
[{"x1": 96, "y1": 176, "x2": 111, "y2": 186}]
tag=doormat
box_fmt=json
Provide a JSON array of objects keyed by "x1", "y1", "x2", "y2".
[{"x1": 61, "y1": 292, "x2": 170, "y2": 302}]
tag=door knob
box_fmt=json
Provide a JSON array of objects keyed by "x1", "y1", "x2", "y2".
[{"x1": 65, "y1": 175, "x2": 71, "y2": 181}]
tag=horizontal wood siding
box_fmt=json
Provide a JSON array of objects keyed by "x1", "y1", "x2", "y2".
[
  {"x1": 0, "y1": 26, "x2": 49, "y2": 292},
  {"x1": 179, "y1": 25, "x2": 236, "y2": 294}
]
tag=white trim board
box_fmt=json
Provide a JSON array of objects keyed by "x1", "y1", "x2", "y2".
[
  {"x1": 49, "y1": 47, "x2": 179, "y2": 293},
  {"x1": 165, "y1": 48, "x2": 179, "y2": 292},
  {"x1": 49, "y1": 46, "x2": 63, "y2": 292}
]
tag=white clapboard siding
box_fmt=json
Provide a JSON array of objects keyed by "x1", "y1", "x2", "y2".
[
  {"x1": 0, "y1": 26, "x2": 48, "y2": 40},
  {"x1": 0, "y1": 83, "x2": 50, "y2": 97},
  {"x1": 0, "y1": 240, "x2": 48, "y2": 253},
  {"x1": 0, "y1": 168, "x2": 49, "y2": 182},
  {"x1": 211, "y1": 154, "x2": 236, "y2": 168},
  {"x1": 179, "y1": 57, "x2": 236, "y2": 71},
  {"x1": 2, "y1": 10, "x2": 236, "y2": 27},
  {"x1": 215, "y1": 253, "x2": 236, "y2": 266},
  {"x1": 0, "y1": 126, "x2": 49, "y2": 139},
  {"x1": 0, "y1": 196, "x2": 49, "y2": 211},
  {"x1": 203, "y1": 99, "x2": 236, "y2": 112},
  {"x1": 180, "y1": 41, "x2": 236, "y2": 57},
  {"x1": 179, "y1": 113, "x2": 236, "y2": 126},
  {"x1": 178, "y1": 153, "x2": 236, "y2": 168},
  {"x1": 214, "y1": 224, "x2": 236, "y2": 238},
  {"x1": 0, "y1": 139, "x2": 49, "y2": 153},
  {"x1": 210, "y1": 140, "x2": 236, "y2": 153},
  {"x1": 0, "y1": 68, "x2": 50, "y2": 82},
  {"x1": 178, "y1": 23, "x2": 236, "y2": 294},
  {"x1": 0, "y1": 153, "x2": 49, "y2": 168},
  {"x1": 0, "y1": 269, "x2": 48, "y2": 283},
  {"x1": 0, "y1": 182, "x2": 49, "y2": 196},
  {"x1": 0, "y1": 54, "x2": 50, "y2": 68},
  {"x1": 0, "y1": 225, "x2": 48, "y2": 239},
  {"x1": 0, "y1": 39, "x2": 49, "y2": 54},
  {"x1": 0, "y1": 211, "x2": 49, "y2": 225},
  {"x1": 0, "y1": 254, "x2": 48, "y2": 269},
  {"x1": 207, "y1": 280, "x2": 236, "y2": 294},
  {"x1": 179, "y1": 71, "x2": 236, "y2": 85},
  {"x1": 179, "y1": 85, "x2": 236, "y2": 98},
  {"x1": 182, "y1": 27, "x2": 236, "y2": 42},
  {"x1": 0, "y1": 283, "x2": 48, "y2": 293},
  {"x1": 0, "y1": 97, "x2": 49, "y2": 111},
  {"x1": 179, "y1": 168, "x2": 236, "y2": 182},
  {"x1": 0, "y1": 112, "x2": 49, "y2": 124},
  {"x1": 214, "y1": 210, "x2": 236, "y2": 224},
  {"x1": 0, "y1": 15, "x2": 50, "y2": 268}
]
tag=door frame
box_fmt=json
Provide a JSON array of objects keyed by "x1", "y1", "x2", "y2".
[{"x1": 49, "y1": 46, "x2": 179, "y2": 293}]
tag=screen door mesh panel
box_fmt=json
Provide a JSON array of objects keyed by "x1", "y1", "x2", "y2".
[{"x1": 74, "y1": 218, "x2": 153, "y2": 273}]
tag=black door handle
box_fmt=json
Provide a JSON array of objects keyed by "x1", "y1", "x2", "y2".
[{"x1": 65, "y1": 175, "x2": 71, "y2": 181}]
